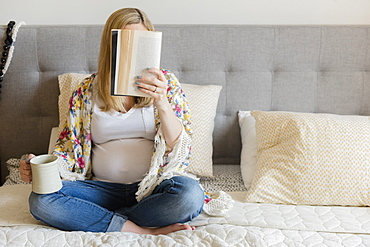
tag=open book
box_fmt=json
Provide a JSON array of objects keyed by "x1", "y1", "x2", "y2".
[{"x1": 110, "y1": 29, "x2": 162, "y2": 97}]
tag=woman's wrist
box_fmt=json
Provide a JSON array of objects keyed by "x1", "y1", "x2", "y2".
[{"x1": 157, "y1": 104, "x2": 183, "y2": 148}]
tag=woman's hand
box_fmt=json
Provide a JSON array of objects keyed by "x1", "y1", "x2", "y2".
[
  {"x1": 19, "y1": 154, "x2": 35, "y2": 183},
  {"x1": 136, "y1": 68, "x2": 183, "y2": 148},
  {"x1": 135, "y1": 68, "x2": 169, "y2": 110}
]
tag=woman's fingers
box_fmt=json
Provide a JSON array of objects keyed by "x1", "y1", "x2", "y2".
[
  {"x1": 147, "y1": 68, "x2": 166, "y2": 82},
  {"x1": 19, "y1": 154, "x2": 35, "y2": 183},
  {"x1": 136, "y1": 68, "x2": 167, "y2": 98}
]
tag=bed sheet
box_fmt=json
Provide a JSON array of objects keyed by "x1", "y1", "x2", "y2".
[{"x1": 1, "y1": 184, "x2": 370, "y2": 247}]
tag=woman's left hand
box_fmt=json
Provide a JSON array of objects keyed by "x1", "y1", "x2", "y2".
[{"x1": 136, "y1": 68, "x2": 169, "y2": 109}]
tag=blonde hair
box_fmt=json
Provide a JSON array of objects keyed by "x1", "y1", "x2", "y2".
[{"x1": 96, "y1": 8, "x2": 154, "y2": 112}]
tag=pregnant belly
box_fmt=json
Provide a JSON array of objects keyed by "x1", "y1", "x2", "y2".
[{"x1": 92, "y1": 138, "x2": 154, "y2": 184}]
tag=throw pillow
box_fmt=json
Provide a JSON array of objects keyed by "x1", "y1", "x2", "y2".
[
  {"x1": 245, "y1": 110, "x2": 370, "y2": 206},
  {"x1": 181, "y1": 83, "x2": 222, "y2": 176},
  {"x1": 3, "y1": 155, "x2": 30, "y2": 186},
  {"x1": 238, "y1": 111, "x2": 258, "y2": 189}
]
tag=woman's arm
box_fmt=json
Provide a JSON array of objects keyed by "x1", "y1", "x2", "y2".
[
  {"x1": 135, "y1": 68, "x2": 183, "y2": 148},
  {"x1": 154, "y1": 99, "x2": 183, "y2": 148}
]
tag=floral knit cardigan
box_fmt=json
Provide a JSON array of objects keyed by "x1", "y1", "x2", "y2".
[{"x1": 53, "y1": 70, "x2": 194, "y2": 201}]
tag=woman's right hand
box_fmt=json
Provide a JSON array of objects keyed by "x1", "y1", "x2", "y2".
[{"x1": 19, "y1": 154, "x2": 35, "y2": 183}]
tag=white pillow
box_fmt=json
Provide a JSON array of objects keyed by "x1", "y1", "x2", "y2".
[
  {"x1": 57, "y1": 73, "x2": 222, "y2": 177},
  {"x1": 238, "y1": 111, "x2": 258, "y2": 189}
]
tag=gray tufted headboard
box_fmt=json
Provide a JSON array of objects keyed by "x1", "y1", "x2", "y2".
[{"x1": 1, "y1": 24, "x2": 370, "y2": 183}]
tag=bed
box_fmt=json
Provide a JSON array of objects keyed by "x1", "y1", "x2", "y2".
[{"x1": 1, "y1": 24, "x2": 370, "y2": 246}]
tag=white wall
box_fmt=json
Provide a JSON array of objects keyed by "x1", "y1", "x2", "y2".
[{"x1": 2, "y1": 0, "x2": 370, "y2": 25}]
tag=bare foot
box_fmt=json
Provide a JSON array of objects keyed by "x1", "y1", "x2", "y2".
[{"x1": 121, "y1": 220, "x2": 194, "y2": 235}]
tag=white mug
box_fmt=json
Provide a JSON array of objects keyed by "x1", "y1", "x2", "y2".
[{"x1": 30, "y1": 154, "x2": 62, "y2": 194}]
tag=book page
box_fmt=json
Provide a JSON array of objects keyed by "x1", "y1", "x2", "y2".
[{"x1": 127, "y1": 31, "x2": 162, "y2": 96}]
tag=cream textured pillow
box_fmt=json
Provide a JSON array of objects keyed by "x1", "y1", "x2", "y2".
[
  {"x1": 57, "y1": 73, "x2": 222, "y2": 177},
  {"x1": 245, "y1": 110, "x2": 370, "y2": 206},
  {"x1": 181, "y1": 83, "x2": 222, "y2": 176},
  {"x1": 238, "y1": 111, "x2": 258, "y2": 189}
]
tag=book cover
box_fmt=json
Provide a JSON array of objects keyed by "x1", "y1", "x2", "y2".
[{"x1": 110, "y1": 29, "x2": 162, "y2": 97}]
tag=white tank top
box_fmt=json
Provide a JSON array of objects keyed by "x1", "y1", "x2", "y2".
[{"x1": 91, "y1": 99, "x2": 156, "y2": 184}]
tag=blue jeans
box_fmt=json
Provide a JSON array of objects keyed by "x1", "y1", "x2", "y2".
[{"x1": 29, "y1": 176, "x2": 204, "y2": 232}]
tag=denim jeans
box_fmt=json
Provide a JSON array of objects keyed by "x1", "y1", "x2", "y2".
[{"x1": 29, "y1": 176, "x2": 204, "y2": 232}]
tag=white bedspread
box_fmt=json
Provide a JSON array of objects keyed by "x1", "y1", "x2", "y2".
[{"x1": 1, "y1": 184, "x2": 370, "y2": 246}]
